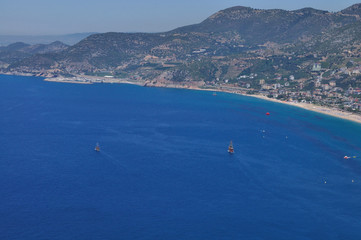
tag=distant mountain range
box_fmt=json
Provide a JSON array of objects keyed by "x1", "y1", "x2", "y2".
[
  {"x1": 0, "y1": 33, "x2": 96, "y2": 46},
  {"x1": 1, "y1": 4, "x2": 361, "y2": 84},
  {"x1": 0, "y1": 41, "x2": 69, "y2": 67}
]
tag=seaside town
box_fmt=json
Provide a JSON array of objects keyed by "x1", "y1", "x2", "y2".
[
  {"x1": 216, "y1": 61, "x2": 361, "y2": 112},
  {"x1": 37, "y1": 53, "x2": 361, "y2": 124},
  {"x1": 93, "y1": 49, "x2": 361, "y2": 115}
]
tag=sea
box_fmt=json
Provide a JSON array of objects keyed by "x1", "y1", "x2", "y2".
[{"x1": 1, "y1": 74, "x2": 361, "y2": 240}]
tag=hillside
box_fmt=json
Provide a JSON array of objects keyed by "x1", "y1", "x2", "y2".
[
  {"x1": 0, "y1": 41, "x2": 68, "y2": 67},
  {"x1": 173, "y1": 6, "x2": 357, "y2": 43},
  {"x1": 3, "y1": 4, "x2": 360, "y2": 75}
]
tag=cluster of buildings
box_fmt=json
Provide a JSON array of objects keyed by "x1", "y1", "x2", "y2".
[{"x1": 218, "y1": 63, "x2": 361, "y2": 112}]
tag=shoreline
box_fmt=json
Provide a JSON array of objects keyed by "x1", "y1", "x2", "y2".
[
  {"x1": 195, "y1": 87, "x2": 361, "y2": 125},
  {"x1": 44, "y1": 76, "x2": 145, "y2": 86},
  {"x1": 161, "y1": 84, "x2": 361, "y2": 125},
  {"x1": 45, "y1": 76, "x2": 361, "y2": 125},
  {"x1": 5, "y1": 73, "x2": 361, "y2": 125},
  {"x1": 136, "y1": 80, "x2": 361, "y2": 124},
  {"x1": 244, "y1": 94, "x2": 361, "y2": 124}
]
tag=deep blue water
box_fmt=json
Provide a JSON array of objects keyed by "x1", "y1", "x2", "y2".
[{"x1": 1, "y1": 75, "x2": 361, "y2": 239}]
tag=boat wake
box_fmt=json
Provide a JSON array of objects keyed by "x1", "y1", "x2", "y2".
[{"x1": 97, "y1": 151, "x2": 127, "y2": 169}]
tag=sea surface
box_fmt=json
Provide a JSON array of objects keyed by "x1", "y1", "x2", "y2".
[{"x1": 1, "y1": 75, "x2": 361, "y2": 240}]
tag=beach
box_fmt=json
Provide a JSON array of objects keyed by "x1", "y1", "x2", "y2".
[
  {"x1": 244, "y1": 94, "x2": 361, "y2": 124},
  {"x1": 44, "y1": 75, "x2": 361, "y2": 125},
  {"x1": 44, "y1": 75, "x2": 144, "y2": 86}
]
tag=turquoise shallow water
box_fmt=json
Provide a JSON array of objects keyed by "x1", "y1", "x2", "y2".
[{"x1": 1, "y1": 74, "x2": 361, "y2": 239}]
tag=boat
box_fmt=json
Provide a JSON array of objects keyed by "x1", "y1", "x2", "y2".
[
  {"x1": 213, "y1": 92, "x2": 217, "y2": 96},
  {"x1": 228, "y1": 141, "x2": 234, "y2": 154},
  {"x1": 94, "y1": 143, "x2": 100, "y2": 152}
]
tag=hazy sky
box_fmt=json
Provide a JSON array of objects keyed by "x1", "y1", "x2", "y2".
[{"x1": 1, "y1": 0, "x2": 360, "y2": 35}]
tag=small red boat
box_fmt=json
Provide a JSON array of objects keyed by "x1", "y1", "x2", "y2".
[
  {"x1": 94, "y1": 143, "x2": 100, "y2": 152},
  {"x1": 228, "y1": 141, "x2": 234, "y2": 154}
]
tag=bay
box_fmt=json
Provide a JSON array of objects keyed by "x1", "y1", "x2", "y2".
[{"x1": 1, "y1": 75, "x2": 361, "y2": 240}]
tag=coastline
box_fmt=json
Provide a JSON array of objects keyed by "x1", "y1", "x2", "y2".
[
  {"x1": 182, "y1": 86, "x2": 361, "y2": 125},
  {"x1": 8, "y1": 74, "x2": 361, "y2": 125},
  {"x1": 244, "y1": 94, "x2": 361, "y2": 124}
]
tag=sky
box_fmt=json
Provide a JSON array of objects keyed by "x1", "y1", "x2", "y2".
[{"x1": 0, "y1": 0, "x2": 360, "y2": 35}]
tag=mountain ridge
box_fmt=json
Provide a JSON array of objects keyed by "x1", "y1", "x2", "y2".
[{"x1": 3, "y1": 4, "x2": 361, "y2": 82}]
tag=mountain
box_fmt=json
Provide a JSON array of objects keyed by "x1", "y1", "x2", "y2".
[
  {"x1": 0, "y1": 41, "x2": 68, "y2": 54},
  {"x1": 0, "y1": 33, "x2": 97, "y2": 46},
  {"x1": 0, "y1": 41, "x2": 68, "y2": 66},
  {"x1": 172, "y1": 6, "x2": 357, "y2": 43},
  {"x1": 3, "y1": 4, "x2": 361, "y2": 81},
  {"x1": 21, "y1": 41, "x2": 69, "y2": 54},
  {"x1": 0, "y1": 42, "x2": 30, "y2": 52}
]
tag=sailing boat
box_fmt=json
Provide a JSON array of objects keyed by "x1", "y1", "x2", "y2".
[
  {"x1": 94, "y1": 143, "x2": 100, "y2": 152},
  {"x1": 228, "y1": 141, "x2": 234, "y2": 154}
]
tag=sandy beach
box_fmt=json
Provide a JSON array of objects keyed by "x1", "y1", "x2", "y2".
[
  {"x1": 245, "y1": 94, "x2": 361, "y2": 124},
  {"x1": 44, "y1": 75, "x2": 361, "y2": 125},
  {"x1": 44, "y1": 75, "x2": 144, "y2": 86}
]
